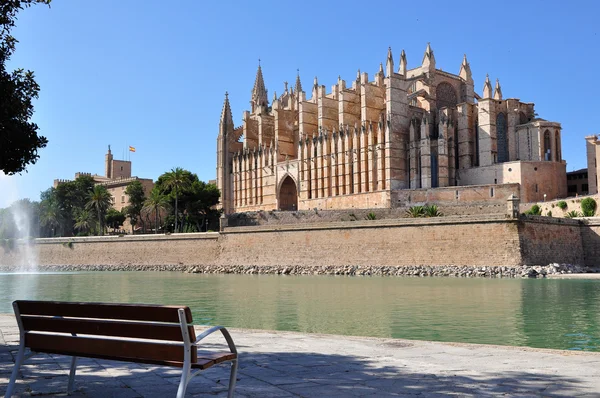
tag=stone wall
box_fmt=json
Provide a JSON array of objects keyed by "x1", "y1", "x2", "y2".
[
  {"x1": 226, "y1": 204, "x2": 506, "y2": 228},
  {"x1": 581, "y1": 219, "x2": 600, "y2": 267},
  {"x1": 518, "y1": 217, "x2": 584, "y2": 266},
  {"x1": 1, "y1": 216, "x2": 593, "y2": 273}
]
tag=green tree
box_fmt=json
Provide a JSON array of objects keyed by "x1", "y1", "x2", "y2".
[
  {"x1": 51, "y1": 175, "x2": 95, "y2": 236},
  {"x1": 0, "y1": 0, "x2": 51, "y2": 175},
  {"x1": 124, "y1": 180, "x2": 146, "y2": 234},
  {"x1": 142, "y1": 188, "x2": 170, "y2": 234},
  {"x1": 180, "y1": 180, "x2": 220, "y2": 232},
  {"x1": 85, "y1": 185, "x2": 113, "y2": 236},
  {"x1": 39, "y1": 189, "x2": 61, "y2": 237},
  {"x1": 160, "y1": 167, "x2": 191, "y2": 233},
  {"x1": 74, "y1": 209, "x2": 94, "y2": 236},
  {"x1": 105, "y1": 208, "x2": 125, "y2": 232}
]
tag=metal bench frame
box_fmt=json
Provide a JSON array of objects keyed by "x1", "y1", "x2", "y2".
[{"x1": 5, "y1": 301, "x2": 238, "y2": 398}]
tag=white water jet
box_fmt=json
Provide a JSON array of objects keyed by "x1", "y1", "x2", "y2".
[{"x1": 0, "y1": 172, "x2": 38, "y2": 272}]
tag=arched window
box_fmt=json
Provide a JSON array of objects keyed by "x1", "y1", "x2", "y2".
[
  {"x1": 544, "y1": 130, "x2": 552, "y2": 161},
  {"x1": 496, "y1": 113, "x2": 508, "y2": 163},
  {"x1": 435, "y1": 82, "x2": 457, "y2": 109},
  {"x1": 555, "y1": 131, "x2": 561, "y2": 162}
]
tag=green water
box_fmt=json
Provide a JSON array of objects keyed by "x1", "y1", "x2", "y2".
[{"x1": 1, "y1": 272, "x2": 600, "y2": 351}]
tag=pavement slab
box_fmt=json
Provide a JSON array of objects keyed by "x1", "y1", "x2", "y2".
[{"x1": 1, "y1": 314, "x2": 600, "y2": 397}]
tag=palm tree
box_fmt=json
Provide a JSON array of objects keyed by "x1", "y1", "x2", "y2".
[
  {"x1": 162, "y1": 167, "x2": 190, "y2": 233},
  {"x1": 142, "y1": 189, "x2": 170, "y2": 234},
  {"x1": 86, "y1": 185, "x2": 113, "y2": 236},
  {"x1": 74, "y1": 209, "x2": 94, "y2": 235},
  {"x1": 40, "y1": 199, "x2": 61, "y2": 237}
]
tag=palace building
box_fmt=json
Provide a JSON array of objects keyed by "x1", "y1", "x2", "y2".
[{"x1": 216, "y1": 44, "x2": 566, "y2": 214}]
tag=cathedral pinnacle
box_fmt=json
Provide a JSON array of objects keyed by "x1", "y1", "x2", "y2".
[
  {"x1": 399, "y1": 49, "x2": 407, "y2": 76},
  {"x1": 295, "y1": 69, "x2": 303, "y2": 93},
  {"x1": 251, "y1": 62, "x2": 268, "y2": 112},
  {"x1": 386, "y1": 47, "x2": 394, "y2": 77},
  {"x1": 422, "y1": 43, "x2": 436, "y2": 73},
  {"x1": 459, "y1": 54, "x2": 473, "y2": 83},
  {"x1": 219, "y1": 91, "x2": 234, "y2": 136},
  {"x1": 483, "y1": 74, "x2": 493, "y2": 99},
  {"x1": 494, "y1": 78, "x2": 503, "y2": 101}
]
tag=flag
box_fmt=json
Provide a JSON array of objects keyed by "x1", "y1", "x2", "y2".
[{"x1": 129, "y1": 146, "x2": 136, "y2": 152}]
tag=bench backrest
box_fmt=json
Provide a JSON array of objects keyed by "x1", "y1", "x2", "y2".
[{"x1": 13, "y1": 300, "x2": 198, "y2": 365}]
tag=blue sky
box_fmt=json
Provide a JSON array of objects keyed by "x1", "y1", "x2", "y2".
[{"x1": 1, "y1": 0, "x2": 599, "y2": 207}]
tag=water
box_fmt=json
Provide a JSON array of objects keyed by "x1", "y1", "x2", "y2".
[{"x1": 1, "y1": 272, "x2": 600, "y2": 351}]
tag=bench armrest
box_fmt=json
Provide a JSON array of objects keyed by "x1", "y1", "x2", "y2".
[{"x1": 194, "y1": 326, "x2": 237, "y2": 354}]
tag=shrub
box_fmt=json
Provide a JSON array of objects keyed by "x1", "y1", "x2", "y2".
[
  {"x1": 557, "y1": 200, "x2": 567, "y2": 210},
  {"x1": 547, "y1": 210, "x2": 552, "y2": 217},
  {"x1": 524, "y1": 204, "x2": 542, "y2": 216},
  {"x1": 423, "y1": 204, "x2": 443, "y2": 217},
  {"x1": 366, "y1": 212, "x2": 377, "y2": 220},
  {"x1": 581, "y1": 198, "x2": 597, "y2": 217},
  {"x1": 565, "y1": 210, "x2": 582, "y2": 218},
  {"x1": 405, "y1": 206, "x2": 425, "y2": 218}
]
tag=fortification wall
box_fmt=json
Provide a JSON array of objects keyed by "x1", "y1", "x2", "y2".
[
  {"x1": 0, "y1": 216, "x2": 592, "y2": 271},
  {"x1": 0, "y1": 234, "x2": 221, "y2": 268},
  {"x1": 581, "y1": 219, "x2": 600, "y2": 267},
  {"x1": 517, "y1": 217, "x2": 584, "y2": 266}
]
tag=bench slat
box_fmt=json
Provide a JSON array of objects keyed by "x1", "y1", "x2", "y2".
[
  {"x1": 15, "y1": 301, "x2": 193, "y2": 323},
  {"x1": 25, "y1": 332, "x2": 198, "y2": 364},
  {"x1": 21, "y1": 316, "x2": 196, "y2": 342}
]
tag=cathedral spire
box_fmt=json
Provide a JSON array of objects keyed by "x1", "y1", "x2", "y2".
[
  {"x1": 399, "y1": 49, "x2": 407, "y2": 76},
  {"x1": 386, "y1": 47, "x2": 394, "y2": 76},
  {"x1": 422, "y1": 42, "x2": 435, "y2": 73},
  {"x1": 295, "y1": 69, "x2": 303, "y2": 93},
  {"x1": 494, "y1": 78, "x2": 503, "y2": 100},
  {"x1": 459, "y1": 54, "x2": 473, "y2": 83},
  {"x1": 219, "y1": 91, "x2": 234, "y2": 136},
  {"x1": 251, "y1": 62, "x2": 268, "y2": 113},
  {"x1": 482, "y1": 74, "x2": 493, "y2": 99}
]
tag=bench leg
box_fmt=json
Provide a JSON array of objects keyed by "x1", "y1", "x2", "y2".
[
  {"x1": 228, "y1": 359, "x2": 238, "y2": 398},
  {"x1": 4, "y1": 343, "x2": 26, "y2": 398},
  {"x1": 67, "y1": 356, "x2": 78, "y2": 395},
  {"x1": 176, "y1": 366, "x2": 190, "y2": 398}
]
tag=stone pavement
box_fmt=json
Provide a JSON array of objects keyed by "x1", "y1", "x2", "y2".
[{"x1": 1, "y1": 315, "x2": 600, "y2": 397}]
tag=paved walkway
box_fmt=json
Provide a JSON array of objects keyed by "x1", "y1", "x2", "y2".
[{"x1": 1, "y1": 315, "x2": 600, "y2": 397}]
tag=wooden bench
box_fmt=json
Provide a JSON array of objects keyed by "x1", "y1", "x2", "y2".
[{"x1": 5, "y1": 300, "x2": 238, "y2": 398}]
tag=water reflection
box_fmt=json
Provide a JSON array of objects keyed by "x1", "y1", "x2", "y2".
[{"x1": 1, "y1": 272, "x2": 600, "y2": 351}]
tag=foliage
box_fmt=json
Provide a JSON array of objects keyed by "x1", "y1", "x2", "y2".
[
  {"x1": 159, "y1": 167, "x2": 192, "y2": 233},
  {"x1": 85, "y1": 185, "x2": 113, "y2": 236},
  {"x1": 73, "y1": 209, "x2": 94, "y2": 235},
  {"x1": 405, "y1": 206, "x2": 425, "y2": 218},
  {"x1": 581, "y1": 198, "x2": 597, "y2": 217},
  {"x1": 565, "y1": 210, "x2": 583, "y2": 218},
  {"x1": 154, "y1": 169, "x2": 220, "y2": 233},
  {"x1": 105, "y1": 208, "x2": 125, "y2": 232},
  {"x1": 556, "y1": 200, "x2": 568, "y2": 210},
  {"x1": 546, "y1": 210, "x2": 552, "y2": 217},
  {"x1": 44, "y1": 175, "x2": 95, "y2": 236},
  {"x1": 0, "y1": 0, "x2": 51, "y2": 174},
  {"x1": 524, "y1": 204, "x2": 542, "y2": 216},
  {"x1": 142, "y1": 187, "x2": 170, "y2": 234},
  {"x1": 423, "y1": 204, "x2": 442, "y2": 217},
  {"x1": 123, "y1": 180, "x2": 146, "y2": 233},
  {"x1": 366, "y1": 212, "x2": 376, "y2": 220}
]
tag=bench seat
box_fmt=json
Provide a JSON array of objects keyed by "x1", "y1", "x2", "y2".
[{"x1": 5, "y1": 301, "x2": 238, "y2": 398}]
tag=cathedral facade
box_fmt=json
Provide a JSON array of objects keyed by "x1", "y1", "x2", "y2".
[{"x1": 216, "y1": 44, "x2": 566, "y2": 214}]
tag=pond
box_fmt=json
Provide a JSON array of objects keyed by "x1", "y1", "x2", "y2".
[{"x1": 1, "y1": 272, "x2": 599, "y2": 351}]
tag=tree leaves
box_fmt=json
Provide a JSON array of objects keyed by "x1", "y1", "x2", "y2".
[{"x1": 0, "y1": 0, "x2": 51, "y2": 174}]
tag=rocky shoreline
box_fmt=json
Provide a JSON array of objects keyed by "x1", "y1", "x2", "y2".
[{"x1": 0, "y1": 263, "x2": 592, "y2": 278}]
